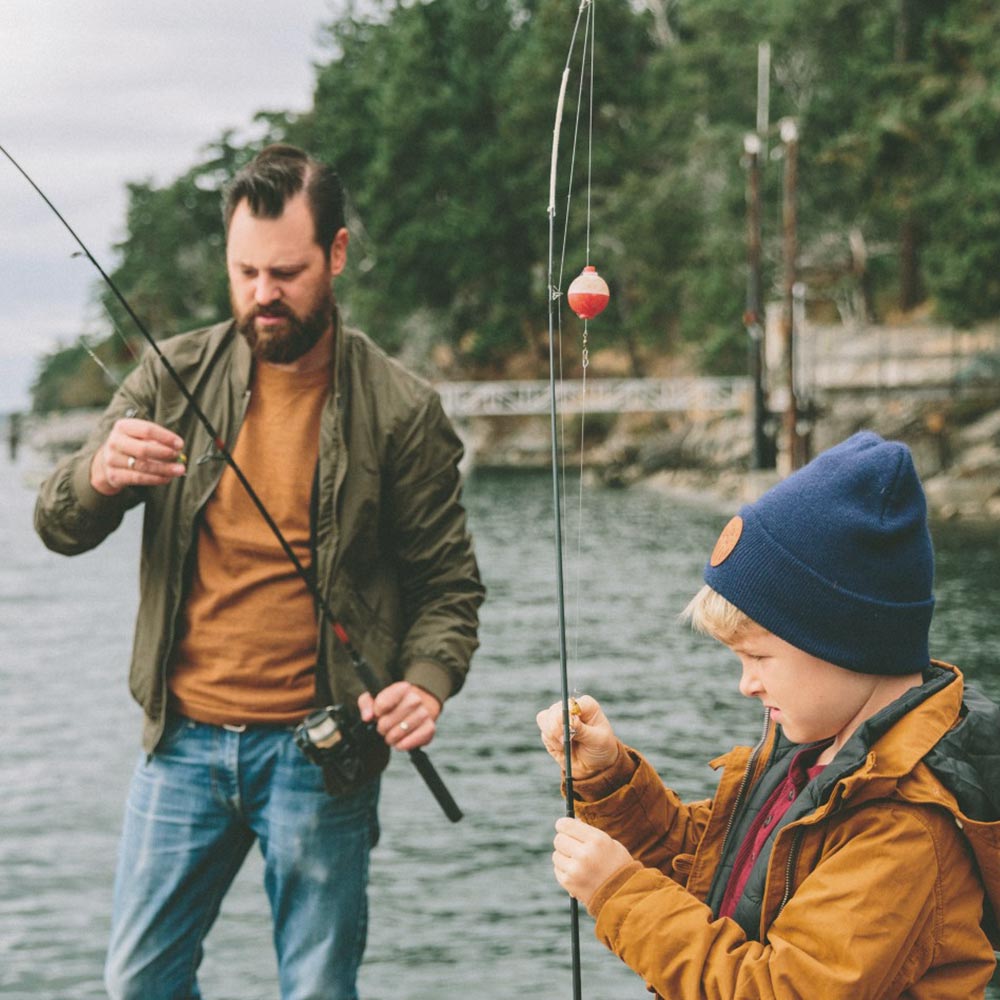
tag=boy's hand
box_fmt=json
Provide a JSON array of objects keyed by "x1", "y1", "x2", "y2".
[
  {"x1": 552, "y1": 817, "x2": 633, "y2": 909},
  {"x1": 536, "y1": 694, "x2": 619, "y2": 779}
]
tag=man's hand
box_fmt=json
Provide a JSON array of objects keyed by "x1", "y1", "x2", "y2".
[
  {"x1": 536, "y1": 694, "x2": 620, "y2": 779},
  {"x1": 91, "y1": 418, "x2": 187, "y2": 496},
  {"x1": 358, "y1": 681, "x2": 441, "y2": 751}
]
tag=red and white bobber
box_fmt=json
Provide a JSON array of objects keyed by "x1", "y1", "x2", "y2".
[{"x1": 567, "y1": 265, "x2": 610, "y2": 320}]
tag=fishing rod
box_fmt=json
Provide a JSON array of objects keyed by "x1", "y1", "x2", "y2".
[
  {"x1": 1, "y1": 141, "x2": 462, "y2": 823},
  {"x1": 546, "y1": 2, "x2": 601, "y2": 996}
]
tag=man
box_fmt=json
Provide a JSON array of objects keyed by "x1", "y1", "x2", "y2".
[{"x1": 35, "y1": 144, "x2": 484, "y2": 1000}]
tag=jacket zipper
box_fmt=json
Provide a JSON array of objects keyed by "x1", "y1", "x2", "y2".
[
  {"x1": 776, "y1": 781, "x2": 844, "y2": 918},
  {"x1": 778, "y1": 827, "x2": 804, "y2": 915},
  {"x1": 718, "y1": 708, "x2": 773, "y2": 861}
]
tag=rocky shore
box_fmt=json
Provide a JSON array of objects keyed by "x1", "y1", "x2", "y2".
[
  {"x1": 461, "y1": 384, "x2": 1000, "y2": 520},
  {"x1": 12, "y1": 384, "x2": 1000, "y2": 520}
]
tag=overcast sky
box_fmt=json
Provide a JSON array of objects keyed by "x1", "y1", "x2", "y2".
[{"x1": 0, "y1": 0, "x2": 342, "y2": 413}]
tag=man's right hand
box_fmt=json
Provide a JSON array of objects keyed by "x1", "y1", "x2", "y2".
[{"x1": 90, "y1": 418, "x2": 187, "y2": 496}]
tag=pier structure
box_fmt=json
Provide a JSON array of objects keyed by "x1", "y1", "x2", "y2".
[{"x1": 434, "y1": 377, "x2": 749, "y2": 418}]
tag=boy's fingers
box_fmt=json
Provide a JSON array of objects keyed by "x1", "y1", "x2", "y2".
[{"x1": 555, "y1": 816, "x2": 589, "y2": 840}]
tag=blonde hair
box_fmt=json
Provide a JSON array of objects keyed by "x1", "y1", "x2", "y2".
[{"x1": 681, "y1": 584, "x2": 765, "y2": 646}]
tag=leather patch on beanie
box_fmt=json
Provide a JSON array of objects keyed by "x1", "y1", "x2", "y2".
[{"x1": 710, "y1": 516, "x2": 743, "y2": 567}]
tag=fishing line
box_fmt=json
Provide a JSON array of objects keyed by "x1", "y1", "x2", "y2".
[
  {"x1": 571, "y1": 0, "x2": 597, "y2": 669},
  {"x1": 78, "y1": 335, "x2": 133, "y2": 400},
  {"x1": 2, "y1": 140, "x2": 462, "y2": 823},
  {"x1": 72, "y1": 254, "x2": 146, "y2": 366},
  {"x1": 73, "y1": 265, "x2": 147, "y2": 409},
  {"x1": 550, "y1": 1, "x2": 599, "y2": 672},
  {"x1": 546, "y1": 2, "x2": 598, "y2": 996},
  {"x1": 76, "y1": 332, "x2": 191, "y2": 467}
]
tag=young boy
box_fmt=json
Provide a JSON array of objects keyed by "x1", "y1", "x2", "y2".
[{"x1": 538, "y1": 431, "x2": 1000, "y2": 998}]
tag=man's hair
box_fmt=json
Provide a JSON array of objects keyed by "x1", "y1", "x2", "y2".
[
  {"x1": 681, "y1": 584, "x2": 763, "y2": 646},
  {"x1": 222, "y1": 144, "x2": 345, "y2": 252}
]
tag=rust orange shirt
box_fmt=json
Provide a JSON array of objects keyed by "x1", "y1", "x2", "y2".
[{"x1": 168, "y1": 360, "x2": 329, "y2": 725}]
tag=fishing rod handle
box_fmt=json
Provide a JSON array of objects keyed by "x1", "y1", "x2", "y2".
[
  {"x1": 408, "y1": 748, "x2": 463, "y2": 823},
  {"x1": 340, "y1": 632, "x2": 463, "y2": 821}
]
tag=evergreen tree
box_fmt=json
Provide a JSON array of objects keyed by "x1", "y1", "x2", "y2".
[{"x1": 32, "y1": 0, "x2": 1000, "y2": 412}]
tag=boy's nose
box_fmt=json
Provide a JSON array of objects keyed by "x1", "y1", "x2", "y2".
[{"x1": 739, "y1": 663, "x2": 764, "y2": 699}]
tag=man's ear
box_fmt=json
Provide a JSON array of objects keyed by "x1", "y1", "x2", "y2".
[{"x1": 329, "y1": 227, "x2": 350, "y2": 276}]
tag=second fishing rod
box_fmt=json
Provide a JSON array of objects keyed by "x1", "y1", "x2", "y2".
[{"x1": 2, "y1": 142, "x2": 463, "y2": 823}]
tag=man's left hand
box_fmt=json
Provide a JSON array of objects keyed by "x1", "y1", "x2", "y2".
[
  {"x1": 552, "y1": 817, "x2": 634, "y2": 909},
  {"x1": 358, "y1": 681, "x2": 441, "y2": 750}
]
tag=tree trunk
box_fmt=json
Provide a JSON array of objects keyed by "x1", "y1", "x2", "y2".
[{"x1": 899, "y1": 214, "x2": 923, "y2": 312}]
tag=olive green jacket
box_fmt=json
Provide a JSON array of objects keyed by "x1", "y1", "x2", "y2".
[{"x1": 35, "y1": 315, "x2": 484, "y2": 756}]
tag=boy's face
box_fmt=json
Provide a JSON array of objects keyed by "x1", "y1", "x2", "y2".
[{"x1": 730, "y1": 627, "x2": 880, "y2": 746}]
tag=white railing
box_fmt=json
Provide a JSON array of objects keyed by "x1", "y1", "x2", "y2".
[{"x1": 434, "y1": 377, "x2": 749, "y2": 417}]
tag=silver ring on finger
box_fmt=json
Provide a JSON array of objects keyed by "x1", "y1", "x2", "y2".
[
  {"x1": 127, "y1": 455, "x2": 136, "y2": 470},
  {"x1": 399, "y1": 720, "x2": 411, "y2": 733}
]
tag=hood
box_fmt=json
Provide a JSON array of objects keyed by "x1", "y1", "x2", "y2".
[
  {"x1": 811, "y1": 662, "x2": 1000, "y2": 946},
  {"x1": 924, "y1": 681, "x2": 1000, "y2": 823},
  {"x1": 923, "y1": 676, "x2": 1000, "y2": 947}
]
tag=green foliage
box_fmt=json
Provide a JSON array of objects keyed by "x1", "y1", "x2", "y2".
[
  {"x1": 782, "y1": 0, "x2": 1000, "y2": 322},
  {"x1": 299, "y1": 0, "x2": 535, "y2": 361},
  {"x1": 32, "y1": 342, "x2": 115, "y2": 412},
  {"x1": 101, "y1": 134, "x2": 251, "y2": 340},
  {"x1": 33, "y1": 0, "x2": 1000, "y2": 411},
  {"x1": 915, "y1": 1, "x2": 1000, "y2": 322}
]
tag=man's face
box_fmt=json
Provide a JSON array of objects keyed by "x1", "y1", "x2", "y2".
[{"x1": 226, "y1": 192, "x2": 348, "y2": 364}]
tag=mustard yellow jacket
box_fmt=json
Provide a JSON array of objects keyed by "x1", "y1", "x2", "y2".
[{"x1": 575, "y1": 663, "x2": 1000, "y2": 999}]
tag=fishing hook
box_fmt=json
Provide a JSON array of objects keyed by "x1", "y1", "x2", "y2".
[{"x1": 1, "y1": 141, "x2": 462, "y2": 822}]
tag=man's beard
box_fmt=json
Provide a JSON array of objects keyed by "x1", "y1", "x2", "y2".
[{"x1": 235, "y1": 288, "x2": 333, "y2": 364}]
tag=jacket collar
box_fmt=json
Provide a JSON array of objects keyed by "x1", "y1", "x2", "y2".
[
  {"x1": 849, "y1": 661, "x2": 960, "y2": 779},
  {"x1": 792, "y1": 663, "x2": 959, "y2": 813},
  {"x1": 331, "y1": 305, "x2": 343, "y2": 388},
  {"x1": 230, "y1": 319, "x2": 252, "y2": 391}
]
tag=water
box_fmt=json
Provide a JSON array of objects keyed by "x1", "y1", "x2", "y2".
[{"x1": 2, "y1": 456, "x2": 998, "y2": 999}]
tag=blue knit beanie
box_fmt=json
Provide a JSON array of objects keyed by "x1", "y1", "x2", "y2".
[{"x1": 704, "y1": 431, "x2": 934, "y2": 676}]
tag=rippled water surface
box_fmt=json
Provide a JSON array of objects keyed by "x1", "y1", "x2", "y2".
[{"x1": 2, "y1": 454, "x2": 998, "y2": 999}]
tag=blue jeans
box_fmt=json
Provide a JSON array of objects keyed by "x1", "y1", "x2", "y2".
[{"x1": 104, "y1": 715, "x2": 380, "y2": 1000}]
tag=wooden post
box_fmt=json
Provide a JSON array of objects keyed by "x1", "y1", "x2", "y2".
[
  {"x1": 744, "y1": 133, "x2": 770, "y2": 470},
  {"x1": 780, "y1": 117, "x2": 801, "y2": 471}
]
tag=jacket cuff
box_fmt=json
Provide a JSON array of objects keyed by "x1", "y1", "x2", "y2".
[
  {"x1": 404, "y1": 657, "x2": 453, "y2": 707},
  {"x1": 71, "y1": 451, "x2": 123, "y2": 515},
  {"x1": 567, "y1": 743, "x2": 640, "y2": 801},
  {"x1": 588, "y1": 860, "x2": 643, "y2": 919}
]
